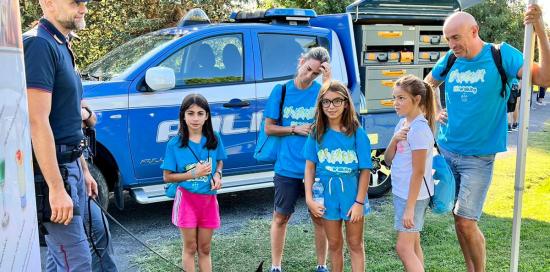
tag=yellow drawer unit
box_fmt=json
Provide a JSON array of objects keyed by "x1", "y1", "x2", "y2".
[{"x1": 363, "y1": 66, "x2": 423, "y2": 112}]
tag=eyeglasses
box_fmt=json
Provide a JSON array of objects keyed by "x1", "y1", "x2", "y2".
[{"x1": 321, "y1": 98, "x2": 347, "y2": 108}]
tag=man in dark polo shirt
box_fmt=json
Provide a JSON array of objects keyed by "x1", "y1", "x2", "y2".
[{"x1": 23, "y1": 0, "x2": 114, "y2": 270}]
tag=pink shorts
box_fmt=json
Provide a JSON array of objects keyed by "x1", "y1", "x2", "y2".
[{"x1": 172, "y1": 187, "x2": 220, "y2": 229}]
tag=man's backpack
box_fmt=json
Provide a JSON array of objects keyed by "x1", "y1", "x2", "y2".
[{"x1": 439, "y1": 44, "x2": 508, "y2": 98}]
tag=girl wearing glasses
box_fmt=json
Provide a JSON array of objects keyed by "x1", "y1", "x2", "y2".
[
  {"x1": 304, "y1": 80, "x2": 372, "y2": 272},
  {"x1": 384, "y1": 75, "x2": 436, "y2": 272}
]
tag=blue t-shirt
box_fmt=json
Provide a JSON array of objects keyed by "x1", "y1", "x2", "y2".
[
  {"x1": 23, "y1": 18, "x2": 84, "y2": 146},
  {"x1": 303, "y1": 127, "x2": 373, "y2": 178},
  {"x1": 160, "y1": 133, "x2": 227, "y2": 195},
  {"x1": 264, "y1": 80, "x2": 321, "y2": 178},
  {"x1": 431, "y1": 43, "x2": 523, "y2": 155}
]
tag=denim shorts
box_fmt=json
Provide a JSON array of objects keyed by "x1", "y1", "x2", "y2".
[
  {"x1": 393, "y1": 194, "x2": 430, "y2": 232},
  {"x1": 439, "y1": 147, "x2": 496, "y2": 221}
]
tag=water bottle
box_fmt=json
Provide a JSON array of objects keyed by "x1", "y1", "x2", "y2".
[
  {"x1": 312, "y1": 178, "x2": 324, "y2": 206},
  {"x1": 364, "y1": 197, "x2": 372, "y2": 216}
]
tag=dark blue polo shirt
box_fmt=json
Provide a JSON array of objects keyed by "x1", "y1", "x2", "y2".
[{"x1": 23, "y1": 18, "x2": 84, "y2": 146}]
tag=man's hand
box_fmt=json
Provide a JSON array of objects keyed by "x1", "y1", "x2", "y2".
[
  {"x1": 84, "y1": 170, "x2": 98, "y2": 198},
  {"x1": 436, "y1": 108, "x2": 448, "y2": 125},
  {"x1": 49, "y1": 187, "x2": 74, "y2": 225},
  {"x1": 320, "y1": 62, "x2": 332, "y2": 83},
  {"x1": 525, "y1": 4, "x2": 544, "y2": 33}
]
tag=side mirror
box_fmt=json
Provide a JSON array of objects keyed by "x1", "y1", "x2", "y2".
[{"x1": 145, "y1": 67, "x2": 175, "y2": 91}]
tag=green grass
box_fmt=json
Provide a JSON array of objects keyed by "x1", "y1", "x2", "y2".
[{"x1": 137, "y1": 124, "x2": 550, "y2": 272}]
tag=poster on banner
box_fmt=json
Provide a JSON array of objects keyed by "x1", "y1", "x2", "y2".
[{"x1": 0, "y1": 0, "x2": 41, "y2": 271}]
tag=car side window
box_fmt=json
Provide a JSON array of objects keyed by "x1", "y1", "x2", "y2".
[
  {"x1": 159, "y1": 34, "x2": 244, "y2": 86},
  {"x1": 258, "y1": 34, "x2": 320, "y2": 79}
]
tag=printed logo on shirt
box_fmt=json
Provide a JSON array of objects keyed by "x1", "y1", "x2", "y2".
[
  {"x1": 318, "y1": 148, "x2": 358, "y2": 164},
  {"x1": 283, "y1": 106, "x2": 315, "y2": 126},
  {"x1": 396, "y1": 141, "x2": 407, "y2": 153},
  {"x1": 448, "y1": 69, "x2": 486, "y2": 102}
]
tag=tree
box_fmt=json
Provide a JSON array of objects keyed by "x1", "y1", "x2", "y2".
[
  {"x1": 260, "y1": 0, "x2": 353, "y2": 15},
  {"x1": 467, "y1": 0, "x2": 525, "y2": 49}
]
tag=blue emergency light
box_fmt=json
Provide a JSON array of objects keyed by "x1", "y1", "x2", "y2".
[{"x1": 230, "y1": 8, "x2": 317, "y2": 25}]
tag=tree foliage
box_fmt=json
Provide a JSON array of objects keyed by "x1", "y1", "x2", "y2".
[
  {"x1": 19, "y1": 0, "x2": 529, "y2": 68},
  {"x1": 468, "y1": 0, "x2": 525, "y2": 50}
]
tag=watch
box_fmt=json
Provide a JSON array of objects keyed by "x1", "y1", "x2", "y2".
[{"x1": 290, "y1": 125, "x2": 296, "y2": 135}]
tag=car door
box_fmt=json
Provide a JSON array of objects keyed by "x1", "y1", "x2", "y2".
[
  {"x1": 128, "y1": 30, "x2": 256, "y2": 182},
  {"x1": 251, "y1": 29, "x2": 330, "y2": 168}
]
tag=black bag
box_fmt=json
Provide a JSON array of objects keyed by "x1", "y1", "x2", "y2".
[{"x1": 34, "y1": 165, "x2": 77, "y2": 224}]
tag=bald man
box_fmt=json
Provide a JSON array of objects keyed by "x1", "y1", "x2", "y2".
[
  {"x1": 424, "y1": 4, "x2": 550, "y2": 272},
  {"x1": 24, "y1": 1, "x2": 115, "y2": 271}
]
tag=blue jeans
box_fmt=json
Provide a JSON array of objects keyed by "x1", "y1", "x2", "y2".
[
  {"x1": 393, "y1": 194, "x2": 430, "y2": 232},
  {"x1": 44, "y1": 160, "x2": 91, "y2": 272},
  {"x1": 439, "y1": 147, "x2": 496, "y2": 221}
]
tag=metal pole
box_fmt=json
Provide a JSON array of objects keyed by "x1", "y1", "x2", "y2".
[{"x1": 510, "y1": 1, "x2": 537, "y2": 271}]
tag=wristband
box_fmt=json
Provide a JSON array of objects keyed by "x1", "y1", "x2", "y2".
[
  {"x1": 191, "y1": 168, "x2": 196, "y2": 178},
  {"x1": 354, "y1": 200, "x2": 365, "y2": 206}
]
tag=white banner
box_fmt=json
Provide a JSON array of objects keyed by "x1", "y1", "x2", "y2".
[{"x1": 0, "y1": 0, "x2": 41, "y2": 271}]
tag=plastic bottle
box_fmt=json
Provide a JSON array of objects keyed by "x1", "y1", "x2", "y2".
[
  {"x1": 364, "y1": 197, "x2": 371, "y2": 216},
  {"x1": 312, "y1": 178, "x2": 324, "y2": 206}
]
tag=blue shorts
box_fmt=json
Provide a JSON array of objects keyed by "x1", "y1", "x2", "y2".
[
  {"x1": 393, "y1": 194, "x2": 429, "y2": 232},
  {"x1": 321, "y1": 175, "x2": 368, "y2": 221},
  {"x1": 273, "y1": 174, "x2": 304, "y2": 215},
  {"x1": 439, "y1": 147, "x2": 496, "y2": 221}
]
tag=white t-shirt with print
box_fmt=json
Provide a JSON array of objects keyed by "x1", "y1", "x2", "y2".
[{"x1": 391, "y1": 115, "x2": 435, "y2": 200}]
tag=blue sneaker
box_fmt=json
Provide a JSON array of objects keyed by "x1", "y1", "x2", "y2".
[{"x1": 315, "y1": 265, "x2": 329, "y2": 272}]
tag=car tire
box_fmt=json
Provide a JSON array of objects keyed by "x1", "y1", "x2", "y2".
[
  {"x1": 88, "y1": 161, "x2": 109, "y2": 211},
  {"x1": 368, "y1": 150, "x2": 392, "y2": 198}
]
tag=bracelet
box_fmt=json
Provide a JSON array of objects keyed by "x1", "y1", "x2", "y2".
[{"x1": 354, "y1": 200, "x2": 365, "y2": 206}]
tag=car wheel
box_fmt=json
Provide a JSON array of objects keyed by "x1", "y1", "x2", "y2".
[
  {"x1": 368, "y1": 150, "x2": 392, "y2": 198},
  {"x1": 88, "y1": 161, "x2": 109, "y2": 211}
]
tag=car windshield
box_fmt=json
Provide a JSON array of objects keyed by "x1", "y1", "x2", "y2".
[{"x1": 82, "y1": 31, "x2": 185, "y2": 81}]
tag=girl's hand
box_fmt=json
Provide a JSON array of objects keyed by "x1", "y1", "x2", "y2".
[
  {"x1": 195, "y1": 162, "x2": 212, "y2": 177},
  {"x1": 211, "y1": 173, "x2": 222, "y2": 190},
  {"x1": 402, "y1": 207, "x2": 415, "y2": 229},
  {"x1": 306, "y1": 199, "x2": 325, "y2": 218},
  {"x1": 347, "y1": 203, "x2": 364, "y2": 223},
  {"x1": 393, "y1": 126, "x2": 409, "y2": 142}
]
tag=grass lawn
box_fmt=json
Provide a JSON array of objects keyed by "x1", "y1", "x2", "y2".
[{"x1": 137, "y1": 124, "x2": 550, "y2": 272}]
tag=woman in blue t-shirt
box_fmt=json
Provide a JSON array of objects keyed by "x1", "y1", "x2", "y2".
[
  {"x1": 304, "y1": 81, "x2": 372, "y2": 272},
  {"x1": 161, "y1": 94, "x2": 227, "y2": 272}
]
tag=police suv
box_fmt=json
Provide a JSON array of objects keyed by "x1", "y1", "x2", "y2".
[{"x1": 82, "y1": 1, "x2": 473, "y2": 209}]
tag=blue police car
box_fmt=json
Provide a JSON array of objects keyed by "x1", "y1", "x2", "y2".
[{"x1": 82, "y1": 8, "x2": 394, "y2": 209}]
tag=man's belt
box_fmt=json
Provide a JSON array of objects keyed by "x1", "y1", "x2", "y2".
[{"x1": 55, "y1": 144, "x2": 83, "y2": 164}]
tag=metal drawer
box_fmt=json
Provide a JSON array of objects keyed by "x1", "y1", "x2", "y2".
[
  {"x1": 366, "y1": 66, "x2": 423, "y2": 80},
  {"x1": 362, "y1": 25, "x2": 416, "y2": 46}
]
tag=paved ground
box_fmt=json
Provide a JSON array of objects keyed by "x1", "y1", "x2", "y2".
[{"x1": 40, "y1": 94, "x2": 550, "y2": 271}]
